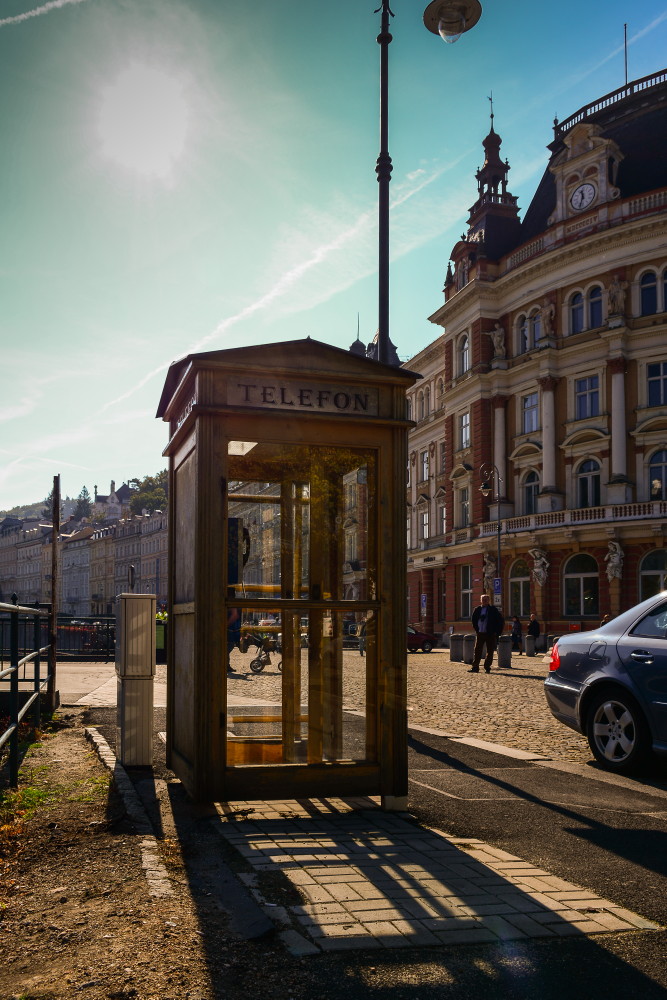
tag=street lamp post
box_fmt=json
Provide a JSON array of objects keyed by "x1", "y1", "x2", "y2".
[
  {"x1": 374, "y1": 1, "x2": 482, "y2": 365},
  {"x1": 479, "y1": 462, "x2": 502, "y2": 606}
]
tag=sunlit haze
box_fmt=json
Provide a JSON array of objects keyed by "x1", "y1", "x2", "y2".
[{"x1": 96, "y1": 63, "x2": 190, "y2": 180}]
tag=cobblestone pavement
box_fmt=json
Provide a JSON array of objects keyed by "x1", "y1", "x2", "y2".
[{"x1": 227, "y1": 647, "x2": 592, "y2": 765}]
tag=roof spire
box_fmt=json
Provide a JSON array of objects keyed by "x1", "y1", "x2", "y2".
[{"x1": 488, "y1": 90, "x2": 494, "y2": 132}]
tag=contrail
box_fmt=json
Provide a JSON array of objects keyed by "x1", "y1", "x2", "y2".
[{"x1": 0, "y1": 0, "x2": 92, "y2": 28}]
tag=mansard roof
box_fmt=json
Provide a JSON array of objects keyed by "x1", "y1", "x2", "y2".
[{"x1": 520, "y1": 69, "x2": 667, "y2": 244}]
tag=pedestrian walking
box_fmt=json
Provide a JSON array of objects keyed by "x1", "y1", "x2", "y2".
[
  {"x1": 358, "y1": 618, "x2": 367, "y2": 656},
  {"x1": 470, "y1": 594, "x2": 505, "y2": 673},
  {"x1": 527, "y1": 613, "x2": 540, "y2": 640},
  {"x1": 511, "y1": 616, "x2": 523, "y2": 653}
]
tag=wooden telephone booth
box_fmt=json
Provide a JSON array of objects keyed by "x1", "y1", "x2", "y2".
[{"x1": 156, "y1": 339, "x2": 418, "y2": 806}]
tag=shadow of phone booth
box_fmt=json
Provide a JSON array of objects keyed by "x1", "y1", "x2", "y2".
[{"x1": 156, "y1": 339, "x2": 419, "y2": 807}]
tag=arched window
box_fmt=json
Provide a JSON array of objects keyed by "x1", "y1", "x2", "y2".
[
  {"x1": 570, "y1": 292, "x2": 584, "y2": 334},
  {"x1": 649, "y1": 449, "x2": 667, "y2": 500},
  {"x1": 564, "y1": 553, "x2": 599, "y2": 617},
  {"x1": 663, "y1": 269, "x2": 667, "y2": 311},
  {"x1": 529, "y1": 309, "x2": 542, "y2": 346},
  {"x1": 588, "y1": 285, "x2": 603, "y2": 328},
  {"x1": 509, "y1": 559, "x2": 531, "y2": 617},
  {"x1": 523, "y1": 470, "x2": 539, "y2": 515},
  {"x1": 640, "y1": 271, "x2": 658, "y2": 316},
  {"x1": 576, "y1": 459, "x2": 601, "y2": 508},
  {"x1": 640, "y1": 550, "x2": 667, "y2": 600},
  {"x1": 458, "y1": 335, "x2": 470, "y2": 375},
  {"x1": 424, "y1": 386, "x2": 430, "y2": 416},
  {"x1": 437, "y1": 378, "x2": 445, "y2": 405},
  {"x1": 406, "y1": 397, "x2": 412, "y2": 420},
  {"x1": 418, "y1": 391, "x2": 424, "y2": 420}
]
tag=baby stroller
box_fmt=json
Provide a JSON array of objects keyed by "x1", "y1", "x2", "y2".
[{"x1": 243, "y1": 630, "x2": 282, "y2": 673}]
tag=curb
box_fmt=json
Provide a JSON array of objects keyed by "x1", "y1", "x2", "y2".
[{"x1": 85, "y1": 727, "x2": 174, "y2": 899}]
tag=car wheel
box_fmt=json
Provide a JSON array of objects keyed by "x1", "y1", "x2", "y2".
[
  {"x1": 421, "y1": 642, "x2": 433, "y2": 653},
  {"x1": 585, "y1": 688, "x2": 650, "y2": 773}
]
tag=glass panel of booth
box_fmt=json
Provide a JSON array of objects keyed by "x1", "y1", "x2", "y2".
[{"x1": 224, "y1": 441, "x2": 379, "y2": 768}]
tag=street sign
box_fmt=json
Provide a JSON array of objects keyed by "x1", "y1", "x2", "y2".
[
  {"x1": 493, "y1": 577, "x2": 501, "y2": 595},
  {"x1": 420, "y1": 593, "x2": 427, "y2": 615}
]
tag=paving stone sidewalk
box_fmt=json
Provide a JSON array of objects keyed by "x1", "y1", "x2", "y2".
[{"x1": 213, "y1": 796, "x2": 660, "y2": 954}]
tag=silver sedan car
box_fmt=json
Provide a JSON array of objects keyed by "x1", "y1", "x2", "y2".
[{"x1": 544, "y1": 591, "x2": 667, "y2": 774}]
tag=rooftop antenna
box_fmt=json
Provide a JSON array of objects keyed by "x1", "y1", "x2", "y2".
[{"x1": 624, "y1": 23, "x2": 628, "y2": 87}]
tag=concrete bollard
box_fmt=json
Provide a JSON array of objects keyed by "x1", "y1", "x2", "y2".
[
  {"x1": 525, "y1": 634, "x2": 536, "y2": 656},
  {"x1": 449, "y1": 633, "x2": 464, "y2": 662},
  {"x1": 496, "y1": 634, "x2": 512, "y2": 668},
  {"x1": 463, "y1": 633, "x2": 475, "y2": 664}
]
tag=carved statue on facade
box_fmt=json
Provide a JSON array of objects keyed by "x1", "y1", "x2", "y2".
[
  {"x1": 529, "y1": 548, "x2": 549, "y2": 587},
  {"x1": 541, "y1": 299, "x2": 556, "y2": 337},
  {"x1": 604, "y1": 540, "x2": 624, "y2": 582},
  {"x1": 483, "y1": 322, "x2": 506, "y2": 358},
  {"x1": 483, "y1": 552, "x2": 497, "y2": 592},
  {"x1": 607, "y1": 275, "x2": 628, "y2": 316}
]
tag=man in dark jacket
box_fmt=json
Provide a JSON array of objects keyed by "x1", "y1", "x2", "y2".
[{"x1": 470, "y1": 594, "x2": 505, "y2": 673}]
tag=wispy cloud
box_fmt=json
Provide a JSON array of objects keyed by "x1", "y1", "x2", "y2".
[
  {"x1": 0, "y1": 0, "x2": 93, "y2": 28},
  {"x1": 100, "y1": 161, "x2": 462, "y2": 411}
]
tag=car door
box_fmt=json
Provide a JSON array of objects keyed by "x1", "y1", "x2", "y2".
[{"x1": 615, "y1": 599, "x2": 667, "y2": 741}]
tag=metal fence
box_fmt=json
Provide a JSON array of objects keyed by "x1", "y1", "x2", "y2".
[
  {"x1": 0, "y1": 600, "x2": 53, "y2": 787},
  {"x1": 0, "y1": 613, "x2": 115, "y2": 664}
]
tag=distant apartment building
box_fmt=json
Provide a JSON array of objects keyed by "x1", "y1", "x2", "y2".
[
  {"x1": 90, "y1": 524, "x2": 116, "y2": 616},
  {"x1": 140, "y1": 510, "x2": 168, "y2": 607},
  {"x1": 114, "y1": 517, "x2": 143, "y2": 598},
  {"x1": 60, "y1": 526, "x2": 95, "y2": 616},
  {"x1": 0, "y1": 517, "x2": 22, "y2": 602},
  {"x1": 16, "y1": 523, "x2": 50, "y2": 605}
]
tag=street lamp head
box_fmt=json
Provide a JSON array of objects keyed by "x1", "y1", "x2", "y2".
[
  {"x1": 423, "y1": 0, "x2": 482, "y2": 43},
  {"x1": 479, "y1": 481, "x2": 492, "y2": 497}
]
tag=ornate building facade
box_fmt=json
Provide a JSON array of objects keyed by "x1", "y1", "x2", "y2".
[{"x1": 406, "y1": 69, "x2": 667, "y2": 637}]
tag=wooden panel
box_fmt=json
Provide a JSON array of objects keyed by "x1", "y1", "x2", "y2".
[
  {"x1": 172, "y1": 612, "x2": 195, "y2": 767},
  {"x1": 174, "y1": 451, "x2": 196, "y2": 605},
  {"x1": 223, "y1": 762, "x2": 381, "y2": 801}
]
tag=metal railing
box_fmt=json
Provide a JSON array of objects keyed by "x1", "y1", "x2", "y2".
[
  {"x1": 0, "y1": 600, "x2": 52, "y2": 787},
  {"x1": 0, "y1": 613, "x2": 115, "y2": 663}
]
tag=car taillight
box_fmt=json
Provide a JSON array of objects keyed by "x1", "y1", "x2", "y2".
[{"x1": 549, "y1": 642, "x2": 560, "y2": 672}]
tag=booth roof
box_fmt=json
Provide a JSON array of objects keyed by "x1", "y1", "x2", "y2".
[{"x1": 156, "y1": 337, "x2": 421, "y2": 419}]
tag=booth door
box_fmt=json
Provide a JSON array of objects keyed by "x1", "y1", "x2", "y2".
[{"x1": 224, "y1": 440, "x2": 380, "y2": 796}]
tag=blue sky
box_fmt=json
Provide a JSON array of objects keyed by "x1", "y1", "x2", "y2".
[{"x1": 1, "y1": 0, "x2": 666, "y2": 510}]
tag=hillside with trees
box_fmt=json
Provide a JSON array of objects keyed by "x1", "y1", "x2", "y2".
[{"x1": 1, "y1": 470, "x2": 168, "y2": 522}]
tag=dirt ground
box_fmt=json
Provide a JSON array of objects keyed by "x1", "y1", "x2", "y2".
[{"x1": 0, "y1": 710, "x2": 329, "y2": 1000}]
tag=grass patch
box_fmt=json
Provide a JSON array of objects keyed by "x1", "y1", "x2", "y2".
[{"x1": 67, "y1": 775, "x2": 109, "y2": 804}]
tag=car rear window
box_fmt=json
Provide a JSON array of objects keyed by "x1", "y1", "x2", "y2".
[{"x1": 629, "y1": 601, "x2": 667, "y2": 639}]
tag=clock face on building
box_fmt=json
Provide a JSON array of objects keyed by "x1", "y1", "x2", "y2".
[{"x1": 570, "y1": 182, "x2": 597, "y2": 211}]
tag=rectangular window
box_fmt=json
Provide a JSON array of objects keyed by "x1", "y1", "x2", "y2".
[
  {"x1": 522, "y1": 392, "x2": 539, "y2": 433},
  {"x1": 419, "y1": 508, "x2": 429, "y2": 540},
  {"x1": 460, "y1": 564, "x2": 472, "y2": 619},
  {"x1": 575, "y1": 375, "x2": 600, "y2": 419},
  {"x1": 459, "y1": 412, "x2": 470, "y2": 449},
  {"x1": 439, "y1": 441, "x2": 446, "y2": 473},
  {"x1": 438, "y1": 503, "x2": 446, "y2": 536},
  {"x1": 458, "y1": 487, "x2": 469, "y2": 528},
  {"x1": 648, "y1": 362, "x2": 667, "y2": 407},
  {"x1": 420, "y1": 450, "x2": 429, "y2": 482},
  {"x1": 406, "y1": 514, "x2": 412, "y2": 549}
]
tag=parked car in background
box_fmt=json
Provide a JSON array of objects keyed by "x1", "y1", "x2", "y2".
[
  {"x1": 544, "y1": 591, "x2": 667, "y2": 773},
  {"x1": 407, "y1": 625, "x2": 438, "y2": 653}
]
